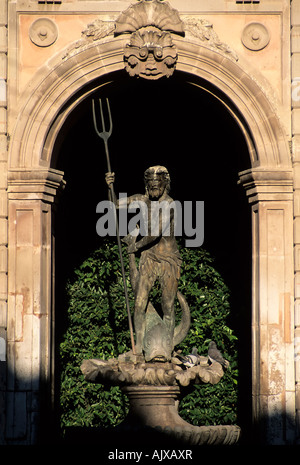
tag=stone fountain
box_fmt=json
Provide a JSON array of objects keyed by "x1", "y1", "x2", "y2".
[
  {"x1": 81, "y1": 353, "x2": 240, "y2": 446},
  {"x1": 81, "y1": 165, "x2": 241, "y2": 446}
]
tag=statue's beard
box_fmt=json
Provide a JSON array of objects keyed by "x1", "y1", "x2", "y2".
[{"x1": 148, "y1": 186, "x2": 164, "y2": 199}]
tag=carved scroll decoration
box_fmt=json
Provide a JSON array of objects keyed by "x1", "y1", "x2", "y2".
[
  {"x1": 82, "y1": 19, "x2": 115, "y2": 42},
  {"x1": 183, "y1": 17, "x2": 239, "y2": 61}
]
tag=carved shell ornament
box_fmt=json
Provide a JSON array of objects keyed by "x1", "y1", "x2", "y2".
[
  {"x1": 115, "y1": 0, "x2": 184, "y2": 80},
  {"x1": 77, "y1": 1, "x2": 238, "y2": 77},
  {"x1": 114, "y1": 0, "x2": 185, "y2": 36}
]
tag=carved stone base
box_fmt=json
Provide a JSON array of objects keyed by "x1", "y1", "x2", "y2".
[
  {"x1": 119, "y1": 385, "x2": 241, "y2": 446},
  {"x1": 81, "y1": 355, "x2": 225, "y2": 387},
  {"x1": 81, "y1": 357, "x2": 241, "y2": 446}
]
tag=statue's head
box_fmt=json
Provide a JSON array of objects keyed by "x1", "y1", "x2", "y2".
[{"x1": 144, "y1": 165, "x2": 170, "y2": 199}]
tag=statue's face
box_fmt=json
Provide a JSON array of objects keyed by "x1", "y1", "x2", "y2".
[{"x1": 146, "y1": 172, "x2": 167, "y2": 199}]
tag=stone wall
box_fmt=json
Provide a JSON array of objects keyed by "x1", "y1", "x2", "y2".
[
  {"x1": 1, "y1": 0, "x2": 298, "y2": 445},
  {"x1": 292, "y1": 0, "x2": 300, "y2": 442},
  {"x1": 0, "y1": 0, "x2": 7, "y2": 445}
]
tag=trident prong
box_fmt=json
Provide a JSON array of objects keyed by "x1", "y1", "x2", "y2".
[
  {"x1": 92, "y1": 98, "x2": 113, "y2": 173},
  {"x1": 92, "y1": 98, "x2": 113, "y2": 141}
]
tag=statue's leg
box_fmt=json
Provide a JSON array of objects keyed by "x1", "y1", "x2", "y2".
[
  {"x1": 161, "y1": 274, "x2": 178, "y2": 338},
  {"x1": 134, "y1": 273, "x2": 155, "y2": 354},
  {"x1": 122, "y1": 233, "x2": 139, "y2": 292}
]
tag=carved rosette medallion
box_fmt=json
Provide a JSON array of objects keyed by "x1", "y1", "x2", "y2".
[
  {"x1": 115, "y1": 0, "x2": 184, "y2": 80},
  {"x1": 241, "y1": 22, "x2": 270, "y2": 51},
  {"x1": 29, "y1": 18, "x2": 58, "y2": 47}
]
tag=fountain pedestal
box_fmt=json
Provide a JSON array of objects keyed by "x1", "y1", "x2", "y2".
[
  {"x1": 121, "y1": 384, "x2": 240, "y2": 446},
  {"x1": 122, "y1": 385, "x2": 181, "y2": 428},
  {"x1": 81, "y1": 357, "x2": 241, "y2": 446}
]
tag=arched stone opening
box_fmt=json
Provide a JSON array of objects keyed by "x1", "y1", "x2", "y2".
[
  {"x1": 52, "y1": 72, "x2": 252, "y2": 439},
  {"x1": 8, "y1": 35, "x2": 291, "y2": 171},
  {"x1": 7, "y1": 36, "x2": 294, "y2": 444}
]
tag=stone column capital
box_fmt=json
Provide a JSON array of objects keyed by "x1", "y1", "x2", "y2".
[
  {"x1": 7, "y1": 168, "x2": 65, "y2": 203},
  {"x1": 238, "y1": 168, "x2": 294, "y2": 203}
]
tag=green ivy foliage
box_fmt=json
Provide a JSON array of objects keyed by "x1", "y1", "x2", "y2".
[
  {"x1": 59, "y1": 238, "x2": 238, "y2": 434},
  {"x1": 175, "y1": 246, "x2": 238, "y2": 426}
]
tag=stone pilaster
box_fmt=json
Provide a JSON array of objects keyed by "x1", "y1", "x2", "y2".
[
  {"x1": 0, "y1": 0, "x2": 8, "y2": 446},
  {"x1": 240, "y1": 168, "x2": 295, "y2": 444},
  {"x1": 5, "y1": 169, "x2": 64, "y2": 444},
  {"x1": 292, "y1": 0, "x2": 300, "y2": 443}
]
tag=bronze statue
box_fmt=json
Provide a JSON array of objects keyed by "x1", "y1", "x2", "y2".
[
  {"x1": 82, "y1": 97, "x2": 241, "y2": 446},
  {"x1": 105, "y1": 165, "x2": 188, "y2": 361}
]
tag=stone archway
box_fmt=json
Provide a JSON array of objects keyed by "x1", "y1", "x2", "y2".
[{"x1": 7, "y1": 18, "x2": 294, "y2": 444}]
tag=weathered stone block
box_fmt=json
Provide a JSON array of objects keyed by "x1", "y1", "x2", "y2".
[
  {"x1": 0, "y1": 191, "x2": 7, "y2": 217},
  {"x1": 0, "y1": 54, "x2": 6, "y2": 80},
  {"x1": 294, "y1": 163, "x2": 300, "y2": 189},
  {"x1": 293, "y1": 136, "x2": 300, "y2": 162},
  {"x1": 0, "y1": 300, "x2": 7, "y2": 328},
  {"x1": 295, "y1": 217, "x2": 300, "y2": 245},
  {"x1": 292, "y1": 109, "x2": 300, "y2": 134},
  {"x1": 0, "y1": 27, "x2": 7, "y2": 53},
  {"x1": 0, "y1": 134, "x2": 7, "y2": 154},
  {"x1": 294, "y1": 245, "x2": 300, "y2": 273},
  {"x1": 0, "y1": 217, "x2": 7, "y2": 244},
  {"x1": 292, "y1": 1, "x2": 300, "y2": 26},
  {"x1": 0, "y1": 107, "x2": 6, "y2": 134},
  {"x1": 292, "y1": 26, "x2": 300, "y2": 53},
  {"x1": 292, "y1": 53, "x2": 300, "y2": 80},
  {"x1": 0, "y1": 1, "x2": 7, "y2": 28},
  {"x1": 0, "y1": 245, "x2": 7, "y2": 272},
  {"x1": 0, "y1": 272, "x2": 7, "y2": 301},
  {"x1": 0, "y1": 163, "x2": 7, "y2": 190},
  {"x1": 0, "y1": 77, "x2": 5, "y2": 108}
]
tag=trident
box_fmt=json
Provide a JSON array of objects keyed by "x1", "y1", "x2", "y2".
[{"x1": 92, "y1": 98, "x2": 136, "y2": 355}]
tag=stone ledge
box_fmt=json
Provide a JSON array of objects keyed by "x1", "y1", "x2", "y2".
[{"x1": 7, "y1": 168, "x2": 65, "y2": 202}]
